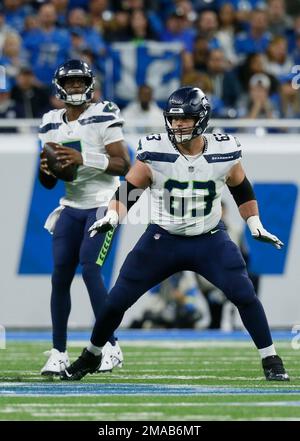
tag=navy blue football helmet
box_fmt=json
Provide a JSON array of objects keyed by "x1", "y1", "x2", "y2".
[
  {"x1": 164, "y1": 87, "x2": 211, "y2": 145},
  {"x1": 53, "y1": 59, "x2": 95, "y2": 106}
]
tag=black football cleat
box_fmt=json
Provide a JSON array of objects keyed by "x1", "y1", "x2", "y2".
[
  {"x1": 262, "y1": 355, "x2": 290, "y2": 381},
  {"x1": 60, "y1": 348, "x2": 101, "y2": 381}
]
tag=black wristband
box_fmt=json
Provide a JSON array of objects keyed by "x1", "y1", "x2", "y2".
[
  {"x1": 113, "y1": 180, "x2": 143, "y2": 211},
  {"x1": 227, "y1": 176, "x2": 256, "y2": 207}
]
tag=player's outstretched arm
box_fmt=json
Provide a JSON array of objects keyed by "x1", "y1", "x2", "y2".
[
  {"x1": 89, "y1": 160, "x2": 152, "y2": 237},
  {"x1": 226, "y1": 162, "x2": 284, "y2": 249}
]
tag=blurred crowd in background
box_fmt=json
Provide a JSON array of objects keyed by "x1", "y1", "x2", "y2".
[{"x1": 0, "y1": 0, "x2": 300, "y2": 122}]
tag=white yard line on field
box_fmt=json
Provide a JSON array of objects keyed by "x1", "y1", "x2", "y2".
[{"x1": 68, "y1": 340, "x2": 292, "y2": 349}]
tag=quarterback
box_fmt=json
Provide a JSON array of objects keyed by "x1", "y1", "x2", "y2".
[
  {"x1": 38, "y1": 60, "x2": 130, "y2": 375},
  {"x1": 61, "y1": 86, "x2": 289, "y2": 382}
]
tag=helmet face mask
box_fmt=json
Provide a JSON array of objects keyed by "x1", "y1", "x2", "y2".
[
  {"x1": 53, "y1": 60, "x2": 95, "y2": 106},
  {"x1": 164, "y1": 87, "x2": 211, "y2": 146},
  {"x1": 165, "y1": 116, "x2": 198, "y2": 144}
]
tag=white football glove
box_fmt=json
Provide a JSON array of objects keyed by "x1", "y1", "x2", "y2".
[
  {"x1": 247, "y1": 215, "x2": 284, "y2": 249},
  {"x1": 89, "y1": 210, "x2": 119, "y2": 237}
]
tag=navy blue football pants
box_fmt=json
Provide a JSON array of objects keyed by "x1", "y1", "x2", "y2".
[
  {"x1": 91, "y1": 223, "x2": 273, "y2": 350},
  {"x1": 52, "y1": 206, "x2": 115, "y2": 352}
]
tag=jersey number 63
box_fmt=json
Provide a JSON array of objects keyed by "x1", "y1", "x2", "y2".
[{"x1": 163, "y1": 179, "x2": 216, "y2": 217}]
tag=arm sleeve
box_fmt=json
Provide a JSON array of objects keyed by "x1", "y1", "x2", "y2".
[
  {"x1": 227, "y1": 176, "x2": 256, "y2": 206},
  {"x1": 113, "y1": 180, "x2": 144, "y2": 212}
]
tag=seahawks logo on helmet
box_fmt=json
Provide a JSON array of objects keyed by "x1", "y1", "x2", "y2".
[{"x1": 53, "y1": 59, "x2": 95, "y2": 106}]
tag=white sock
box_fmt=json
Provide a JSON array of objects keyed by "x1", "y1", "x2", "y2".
[
  {"x1": 258, "y1": 344, "x2": 277, "y2": 360},
  {"x1": 87, "y1": 342, "x2": 102, "y2": 356}
]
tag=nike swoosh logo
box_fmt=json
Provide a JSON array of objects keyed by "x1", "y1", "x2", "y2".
[
  {"x1": 210, "y1": 229, "x2": 219, "y2": 235},
  {"x1": 63, "y1": 370, "x2": 72, "y2": 378}
]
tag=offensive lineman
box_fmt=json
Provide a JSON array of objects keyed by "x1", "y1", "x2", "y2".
[
  {"x1": 61, "y1": 86, "x2": 289, "y2": 381},
  {"x1": 39, "y1": 60, "x2": 130, "y2": 375}
]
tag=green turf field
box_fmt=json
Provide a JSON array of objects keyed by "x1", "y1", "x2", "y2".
[{"x1": 0, "y1": 340, "x2": 299, "y2": 421}]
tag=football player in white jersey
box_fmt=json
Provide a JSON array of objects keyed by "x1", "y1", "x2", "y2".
[
  {"x1": 61, "y1": 86, "x2": 289, "y2": 382},
  {"x1": 39, "y1": 60, "x2": 130, "y2": 376}
]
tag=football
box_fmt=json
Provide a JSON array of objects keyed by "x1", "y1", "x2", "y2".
[{"x1": 43, "y1": 142, "x2": 78, "y2": 182}]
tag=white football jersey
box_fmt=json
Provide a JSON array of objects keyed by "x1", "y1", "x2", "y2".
[
  {"x1": 39, "y1": 101, "x2": 124, "y2": 209},
  {"x1": 137, "y1": 132, "x2": 242, "y2": 236}
]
